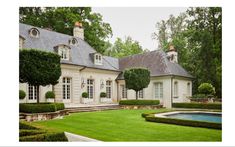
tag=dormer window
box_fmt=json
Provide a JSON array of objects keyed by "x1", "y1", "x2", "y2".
[
  {"x1": 29, "y1": 28, "x2": 40, "y2": 38},
  {"x1": 69, "y1": 38, "x2": 78, "y2": 46},
  {"x1": 19, "y1": 36, "x2": 25, "y2": 49},
  {"x1": 56, "y1": 45, "x2": 70, "y2": 60},
  {"x1": 94, "y1": 53, "x2": 102, "y2": 65}
]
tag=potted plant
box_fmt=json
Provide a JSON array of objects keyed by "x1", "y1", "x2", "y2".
[
  {"x1": 82, "y1": 92, "x2": 89, "y2": 103},
  {"x1": 19, "y1": 90, "x2": 26, "y2": 103},
  {"x1": 45, "y1": 91, "x2": 55, "y2": 103}
]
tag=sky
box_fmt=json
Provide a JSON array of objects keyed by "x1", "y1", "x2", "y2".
[{"x1": 93, "y1": 7, "x2": 188, "y2": 51}]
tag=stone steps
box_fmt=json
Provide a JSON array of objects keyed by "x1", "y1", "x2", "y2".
[{"x1": 66, "y1": 105, "x2": 121, "y2": 113}]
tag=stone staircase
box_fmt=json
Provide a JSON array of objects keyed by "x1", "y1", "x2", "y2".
[
  {"x1": 20, "y1": 113, "x2": 26, "y2": 121},
  {"x1": 65, "y1": 104, "x2": 121, "y2": 113}
]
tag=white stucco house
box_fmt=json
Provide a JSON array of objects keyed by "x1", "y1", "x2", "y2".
[{"x1": 19, "y1": 22, "x2": 193, "y2": 108}]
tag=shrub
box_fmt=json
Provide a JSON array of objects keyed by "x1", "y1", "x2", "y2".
[
  {"x1": 145, "y1": 116, "x2": 221, "y2": 130},
  {"x1": 191, "y1": 94, "x2": 207, "y2": 99},
  {"x1": 100, "y1": 92, "x2": 106, "y2": 98},
  {"x1": 19, "y1": 122, "x2": 39, "y2": 130},
  {"x1": 19, "y1": 90, "x2": 26, "y2": 99},
  {"x1": 198, "y1": 83, "x2": 215, "y2": 95},
  {"x1": 54, "y1": 103, "x2": 65, "y2": 111},
  {"x1": 172, "y1": 103, "x2": 222, "y2": 110},
  {"x1": 20, "y1": 129, "x2": 46, "y2": 137},
  {"x1": 45, "y1": 91, "x2": 55, "y2": 99},
  {"x1": 82, "y1": 92, "x2": 88, "y2": 98},
  {"x1": 119, "y1": 100, "x2": 160, "y2": 105}
]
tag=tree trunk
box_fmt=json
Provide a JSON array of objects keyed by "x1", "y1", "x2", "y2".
[
  {"x1": 36, "y1": 85, "x2": 40, "y2": 103},
  {"x1": 136, "y1": 91, "x2": 138, "y2": 100}
]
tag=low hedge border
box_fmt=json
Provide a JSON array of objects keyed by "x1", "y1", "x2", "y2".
[
  {"x1": 19, "y1": 122, "x2": 68, "y2": 142},
  {"x1": 145, "y1": 115, "x2": 221, "y2": 130},
  {"x1": 172, "y1": 103, "x2": 222, "y2": 110},
  {"x1": 119, "y1": 100, "x2": 160, "y2": 105},
  {"x1": 19, "y1": 103, "x2": 65, "y2": 113}
]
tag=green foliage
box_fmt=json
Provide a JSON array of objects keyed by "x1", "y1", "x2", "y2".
[
  {"x1": 153, "y1": 7, "x2": 222, "y2": 98},
  {"x1": 19, "y1": 7, "x2": 112, "y2": 54},
  {"x1": 198, "y1": 83, "x2": 215, "y2": 95},
  {"x1": 104, "y1": 36, "x2": 148, "y2": 58},
  {"x1": 172, "y1": 103, "x2": 221, "y2": 110},
  {"x1": 124, "y1": 68, "x2": 150, "y2": 99},
  {"x1": 19, "y1": 90, "x2": 26, "y2": 99},
  {"x1": 82, "y1": 92, "x2": 88, "y2": 98},
  {"x1": 119, "y1": 100, "x2": 160, "y2": 105},
  {"x1": 45, "y1": 91, "x2": 55, "y2": 99},
  {"x1": 19, "y1": 121, "x2": 68, "y2": 142},
  {"x1": 145, "y1": 115, "x2": 221, "y2": 130},
  {"x1": 191, "y1": 94, "x2": 207, "y2": 99},
  {"x1": 100, "y1": 92, "x2": 106, "y2": 98},
  {"x1": 19, "y1": 103, "x2": 65, "y2": 113}
]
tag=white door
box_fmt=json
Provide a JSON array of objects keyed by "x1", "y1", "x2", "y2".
[
  {"x1": 62, "y1": 77, "x2": 72, "y2": 103},
  {"x1": 28, "y1": 84, "x2": 38, "y2": 103}
]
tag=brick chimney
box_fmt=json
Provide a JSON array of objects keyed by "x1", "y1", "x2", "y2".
[
  {"x1": 166, "y1": 45, "x2": 178, "y2": 63},
  {"x1": 73, "y1": 22, "x2": 84, "y2": 40}
]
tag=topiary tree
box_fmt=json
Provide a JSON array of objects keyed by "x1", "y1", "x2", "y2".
[
  {"x1": 20, "y1": 49, "x2": 61, "y2": 103},
  {"x1": 19, "y1": 90, "x2": 26, "y2": 99},
  {"x1": 124, "y1": 68, "x2": 150, "y2": 100},
  {"x1": 100, "y1": 92, "x2": 106, "y2": 98},
  {"x1": 198, "y1": 83, "x2": 215, "y2": 96},
  {"x1": 82, "y1": 92, "x2": 88, "y2": 98}
]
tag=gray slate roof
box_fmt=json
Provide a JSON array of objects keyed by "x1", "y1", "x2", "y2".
[
  {"x1": 20, "y1": 23, "x2": 192, "y2": 78},
  {"x1": 117, "y1": 50, "x2": 193, "y2": 79},
  {"x1": 19, "y1": 23, "x2": 120, "y2": 71}
]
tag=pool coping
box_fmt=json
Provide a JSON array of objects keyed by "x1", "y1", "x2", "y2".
[{"x1": 155, "y1": 111, "x2": 222, "y2": 118}]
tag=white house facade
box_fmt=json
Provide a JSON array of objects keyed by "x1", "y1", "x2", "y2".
[{"x1": 19, "y1": 22, "x2": 193, "y2": 108}]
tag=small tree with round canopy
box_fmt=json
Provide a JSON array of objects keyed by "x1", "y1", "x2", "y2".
[
  {"x1": 124, "y1": 68, "x2": 150, "y2": 100},
  {"x1": 20, "y1": 49, "x2": 61, "y2": 103}
]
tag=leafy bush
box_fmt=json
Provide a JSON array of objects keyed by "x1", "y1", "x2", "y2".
[
  {"x1": 100, "y1": 92, "x2": 106, "y2": 98},
  {"x1": 191, "y1": 94, "x2": 207, "y2": 99},
  {"x1": 19, "y1": 103, "x2": 65, "y2": 113},
  {"x1": 19, "y1": 90, "x2": 26, "y2": 99},
  {"x1": 82, "y1": 92, "x2": 88, "y2": 98},
  {"x1": 19, "y1": 121, "x2": 68, "y2": 142},
  {"x1": 145, "y1": 116, "x2": 221, "y2": 129},
  {"x1": 172, "y1": 103, "x2": 222, "y2": 110},
  {"x1": 119, "y1": 100, "x2": 160, "y2": 105},
  {"x1": 198, "y1": 83, "x2": 215, "y2": 95},
  {"x1": 45, "y1": 91, "x2": 55, "y2": 99}
]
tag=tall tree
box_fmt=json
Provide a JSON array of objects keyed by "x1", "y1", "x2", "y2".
[
  {"x1": 104, "y1": 36, "x2": 148, "y2": 58},
  {"x1": 19, "y1": 7, "x2": 112, "y2": 54}
]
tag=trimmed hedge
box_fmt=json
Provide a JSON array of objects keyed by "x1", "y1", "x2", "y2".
[
  {"x1": 119, "y1": 100, "x2": 160, "y2": 105},
  {"x1": 172, "y1": 103, "x2": 221, "y2": 110},
  {"x1": 19, "y1": 90, "x2": 26, "y2": 99},
  {"x1": 19, "y1": 122, "x2": 68, "y2": 142},
  {"x1": 145, "y1": 115, "x2": 221, "y2": 130},
  {"x1": 19, "y1": 103, "x2": 65, "y2": 113}
]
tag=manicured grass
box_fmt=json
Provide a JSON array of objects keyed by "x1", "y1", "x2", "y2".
[{"x1": 33, "y1": 109, "x2": 221, "y2": 141}]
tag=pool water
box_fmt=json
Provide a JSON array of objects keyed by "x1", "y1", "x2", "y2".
[{"x1": 166, "y1": 113, "x2": 222, "y2": 123}]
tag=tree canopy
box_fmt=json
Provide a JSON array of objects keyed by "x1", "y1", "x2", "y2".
[
  {"x1": 104, "y1": 36, "x2": 149, "y2": 58},
  {"x1": 153, "y1": 7, "x2": 222, "y2": 98},
  {"x1": 20, "y1": 49, "x2": 61, "y2": 103},
  {"x1": 19, "y1": 7, "x2": 113, "y2": 54},
  {"x1": 124, "y1": 68, "x2": 150, "y2": 99}
]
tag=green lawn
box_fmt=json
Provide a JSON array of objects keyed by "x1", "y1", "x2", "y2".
[{"x1": 32, "y1": 109, "x2": 221, "y2": 141}]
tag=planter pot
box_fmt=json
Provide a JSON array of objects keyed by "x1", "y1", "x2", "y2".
[
  {"x1": 82, "y1": 98, "x2": 94, "y2": 104},
  {"x1": 19, "y1": 98, "x2": 26, "y2": 103},
  {"x1": 100, "y1": 98, "x2": 112, "y2": 103},
  {"x1": 46, "y1": 98, "x2": 55, "y2": 103}
]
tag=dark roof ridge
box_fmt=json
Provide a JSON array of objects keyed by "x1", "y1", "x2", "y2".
[{"x1": 119, "y1": 49, "x2": 163, "y2": 60}]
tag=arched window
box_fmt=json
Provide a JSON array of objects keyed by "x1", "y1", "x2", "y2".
[
  {"x1": 29, "y1": 28, "x2": 40, "y2": 38},
  {"x1": 174, "y1": 81, "x2": 178, "y2": 98},
  {"x1": 69, "y1": 38, "x2": 78, "y2": 46}
]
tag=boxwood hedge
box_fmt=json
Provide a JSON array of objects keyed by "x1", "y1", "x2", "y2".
[
  {"x1": 119, "y1": 100, "x2": 160, "y2": 105},
  {"x1": 145, "y1": 115, "x2": 221, "y2": 130},
  {"x1": 19, "y1": 122, "x2": 68, "y2": 142},
  {"x1": 172, "y1": 103, "x2": 222, "y2": 110},
  {"x1": 19, "y1": 103, "x2": 65, "y2": 113}
]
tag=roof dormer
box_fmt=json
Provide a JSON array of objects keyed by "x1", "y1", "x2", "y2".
[
  {"x1": 90, "y1": 53, "x2": 103, "y2": 65},
  {"x1": 54, "y1": 44, "x2": 71, "y2": 61},
  {"x1": 68, "y1": 38, "x2": 78, "y2": 46},
  {"x1": 29, "y1": 28, "x2": 40, "y2": 38}
]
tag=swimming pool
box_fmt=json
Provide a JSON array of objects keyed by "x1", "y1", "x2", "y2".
[{"x1": 165, "y1": 112, "x2": 221, "y2": 123}]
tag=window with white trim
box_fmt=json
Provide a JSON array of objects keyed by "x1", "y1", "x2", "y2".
[
  {"x1": 63, "y1": 77, "x2": 71, "y2": 99},
  {"x1": 139, "y1": 89, "x2": 144, "y2": 98},
  {"x1": 29, "y1": 28, "x2": 40, "y2": 38},
  {"x1": 121, "y1": 85, "x2": 127, "y2": 99},
  {"x1": 187, "y1": 82, "x2": 191, "y2": 96},
  {"x1": 28, "y1": 84, "x2": 38, "y2": 100},
  {"x1": 87, "y1": 79, "x2": 94, "y2": 99},
  {"x1": 154, "y1": 82, "x2": 163, "y2": 99},
  {"x1": 94, "y1": 54, "x2": 102, "y2": 65},
  {"x1": 58, "y1": 45, "x2": 70, "y2": 60},
  {"x1": 174, "y1": 81, "x2": 178, "y2": 98},
  {"x1": 106, "y1": 81, "x2": 112, "y2": 98}
]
